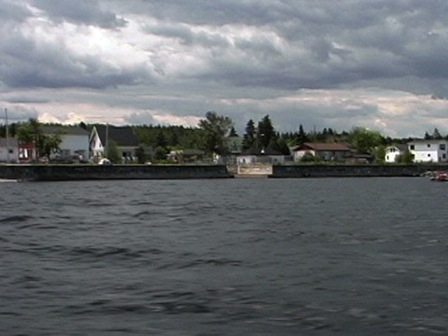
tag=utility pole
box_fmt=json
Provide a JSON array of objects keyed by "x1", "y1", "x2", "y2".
[
  {"x1": 105, "y1": 123, "x2": 109, "y2": 158},
  {"x1": 5, "y1": 108, "x2": 9, "y2": 163}
]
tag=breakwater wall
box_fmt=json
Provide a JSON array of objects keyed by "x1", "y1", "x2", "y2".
[
  {"x1": 0, "y1": 164, "x2": 233, "y2": 181},
  {"x1": 271, "y1": 164, "x2": 448, "y2": 178}
]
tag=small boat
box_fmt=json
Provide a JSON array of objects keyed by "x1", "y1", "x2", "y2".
[
  {"x1": 0, "y1": 179, "x2": 17, "y2": 183},
  {"x1": 430, "y1": 171, "x2": 448, "y2": 181}
]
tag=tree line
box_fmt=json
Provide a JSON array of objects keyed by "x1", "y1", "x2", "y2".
[{"x1": 0, "y1": 113, "x2": 446, "y2": 163}]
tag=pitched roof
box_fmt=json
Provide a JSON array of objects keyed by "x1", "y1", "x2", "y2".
[
  {"x1": 41, "y1": 125, "x2": 89, "y2": 136},
  {"x1": 294, "y1": 142, "x2": 352, "y2": 151},
  {"x1": 94, "y1": 125, "x2": 139, "y2": 147}
]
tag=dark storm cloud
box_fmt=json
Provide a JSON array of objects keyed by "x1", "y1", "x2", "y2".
[
  {"x1": 31, "y1": 0, "x2": 127, "y2": 28},
  {"x1": 2, "y1": 0, "x2": 448, "y2": 136}
]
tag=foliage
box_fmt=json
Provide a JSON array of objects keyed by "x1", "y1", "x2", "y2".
[
  {"x1": 198, "y1": 111, "x2": 233, "y2": 155},
  {"x1": 106, "y1": 140, "x2": 122, "y2": 163},
  {"x1": 396, "y1": 150, "x2": 414, "y2": 164},
  {"x1": 348, "y1": 127, "x2": 384, "y2": 154},
  {"x1": 154, "y1": 146, "x2": 169, "y2": 161},
  {"x1": 135, "y1": 145, "x2": 147, "y2": 164},
  {"x1": 16, "y1": 118, "x2": 63, "y2": 160},
  {"x1": 242, "y1": 119, "x2": 256, "y2": 151},
  {"x1": 295, "y1": 124, "x2": 309, "y2": 145},
  {"x1": 257, "y1": 115, "x2": 276, "y2": 149},
  {"x1": 300, "y1": 152, "x2": 320, "y2": 162},
  {"x1": 373, "y1": 145, "x2": 386, "y2": 164},
  {"x1": 40, "y1": 133, "x2": 63, "y2": 158}
]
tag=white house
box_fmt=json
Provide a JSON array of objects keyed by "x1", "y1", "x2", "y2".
[
  {"x1": 41, "y1": 126, "x2": 90, "y2": 161},
  {"x1": 89, "y1": 125, "x2": 140, "y2": 161},
  {"x1": 408, "y1": 139, "x2": 448, "y2": 163},
  {"x1": 0, "y1": 138, "x2": 19, "y2": 163},
  {"x1": 237, "y1": 148, "x2": 287, "y2": 165},
  {"x1": 384, "y1": 144, "x2": 407, "y2": 163}
]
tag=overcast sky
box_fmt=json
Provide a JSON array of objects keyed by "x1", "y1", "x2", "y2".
[{"x1": 2, "y1": 0, "x2": 448, "y2": 137}]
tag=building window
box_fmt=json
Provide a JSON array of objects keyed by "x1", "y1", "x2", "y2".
[
  {"x1": 440, "y1": 144, "x2": 446, "y2": 150},
  {"x1": 410, "y1": 145, "x2": 415, "y2": 150},
  {"x1": 428, "y1": 154, "x2": 431, "y2": 157},
  {"x1": 427, "y1": 144, "x2": 431, "y2": 148}
]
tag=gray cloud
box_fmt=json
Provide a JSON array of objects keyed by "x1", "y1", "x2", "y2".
[
  {"x1": 31, "y1": 0, "x2": 127, "y2": 28},
  {"x1": 2, "y1": 0, "x2": 448, "y2": 137}
]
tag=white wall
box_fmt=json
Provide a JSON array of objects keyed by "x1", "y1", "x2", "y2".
[
  {"x1": 0, "y1": 147, "x2": 19, "y2": 162},
  {"x1": 409, "y1": 141, "x2": 448, "y2": 162}
]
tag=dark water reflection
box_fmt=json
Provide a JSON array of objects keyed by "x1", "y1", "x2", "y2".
[{"x1": 1, "y1": 177, "x2": 447, "y2": 335}]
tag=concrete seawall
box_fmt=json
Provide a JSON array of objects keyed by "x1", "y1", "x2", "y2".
[
  {"x1": 271, "y1": 164, "x2": 448, "y2": 178},
  {"x1": 0, "y1": 164, "x2": 233, "y2": 181}
]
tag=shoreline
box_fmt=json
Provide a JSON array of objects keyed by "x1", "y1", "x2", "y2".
[{"x1": 0, "y1": 163, "x2": 446, "y2": 181}]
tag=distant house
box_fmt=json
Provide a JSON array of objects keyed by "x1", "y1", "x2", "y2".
[
  {"x1": 408, "y1": 139, "x2": 448, "y2": 163},
  {"x1": 168, "y1": 149, "x2": 205, "y2": 163},
  {"x1": 292, "y1": 142, "x2": 352, "y2": 162},
  {"x1": 237, "y1": 148, "x2": 287, "y2": 165},
  {"x1": 0, "y1": 138, "x2": 19, "y2": 163},
  {"x1": 90, "y1": 125, "x2": 140, "y2": 161},
  {"x1": 385, "y1": 144, "x2": 407, "y2": 163},
  {"x1": 41, "y1": 125, "x2": 90, "y2": 161}
]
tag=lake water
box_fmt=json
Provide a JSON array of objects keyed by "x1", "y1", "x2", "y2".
[{"x1": 1, "y1": 177, "x2": 447, "y2": 335}]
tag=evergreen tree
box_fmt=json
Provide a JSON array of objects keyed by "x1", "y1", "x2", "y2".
[
  {"x1": 296, "y1": 124, "x2": 308, "y2": 145},
  {"x1": 257, "y1": 115, "x2": 275, "y2": 149},
  {"x1": 433, "y1": 128, "x2": 443, "y2": 140},
  {"x1": 242, "y1": 119, "x2": 256, "y2": 150}
]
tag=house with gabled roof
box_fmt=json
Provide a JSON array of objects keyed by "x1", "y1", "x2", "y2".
[
  {"x1": 385, "y1": 144, "x2": 408, "y2": 163},
  {"x1": 41, "y1": 125, "x2": 90, "y2": 161},
  {"x1": 90, "y1": 125, "x2": 140, "y2": 161},
  {"x1": 292, "y1": 142, "x2": 352, "y2": 162}
]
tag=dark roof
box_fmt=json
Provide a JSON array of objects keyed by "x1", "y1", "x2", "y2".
[
  {"x1": 94, "y1": 125, "x2": 139, "y2": 147},
  {"x1": 294, "y1": 142, "x2": 352, "y2": 151},
  {"x1": 41, "y1": 125, "x2": 89, "y2": 136}
]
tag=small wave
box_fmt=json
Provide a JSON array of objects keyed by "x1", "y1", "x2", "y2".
[
  {"x1": 65, "y1": 246, "x2": 164, "y2": 262},
  {"x1": 0, "y1": 215, "x2": 33, "y2": 223}
]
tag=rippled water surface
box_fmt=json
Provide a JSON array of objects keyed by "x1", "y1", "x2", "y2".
[{"x1": 1, "y1": 177, "x2": 447, "y2": 335}]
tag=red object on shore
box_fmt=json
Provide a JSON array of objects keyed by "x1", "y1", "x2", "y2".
[{"x1": 431, "y1": 171, "x2": 448, "y2": 181}]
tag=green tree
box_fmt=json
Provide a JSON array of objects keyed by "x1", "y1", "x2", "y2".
[
  {"x1": 396, "y1": 150, "x2": 414, "y2": 164},
  {"x1": 229, "y1": 126, "x2": 238, "y2": 137},
  {"x1": 373, "y1": 145, "x2": 386, "y2": 164},
  {"x1": 41, "y1": 133, "x2": 63, "y2": 159},
  {"x1": 432, "y1": 128, "x2": 443, "y2": 140},
  {"x1": 242, "y1": 119, "x2": 256, "y2": 150},
  {"x1": 17, "y1": 118, "x2": 42, "y2": 160},
  {"x1": 295, "y1": 124, "x2": 308, "y2": 145},
  {"x1": 154, "y1": 146, "x2": 168, "y2": 161},
  {"x1": 257, "y1": 115, "x2": 276, "y2": 149},
  {"x1": 301, "y1": 152, "x2": 320, "y2": 162},
  {"x1": 106, "y1": 140, "x2": 122, "y2": 163},
  {"x1": 135, "y1": 145, "x2": 147, "y2": 164},
  {"x1": 349, "y1": 127, "x2": 384, "y2": 154},
  {"x1": 198, "y1": 111, "x2": 233, "y2": 155}
]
